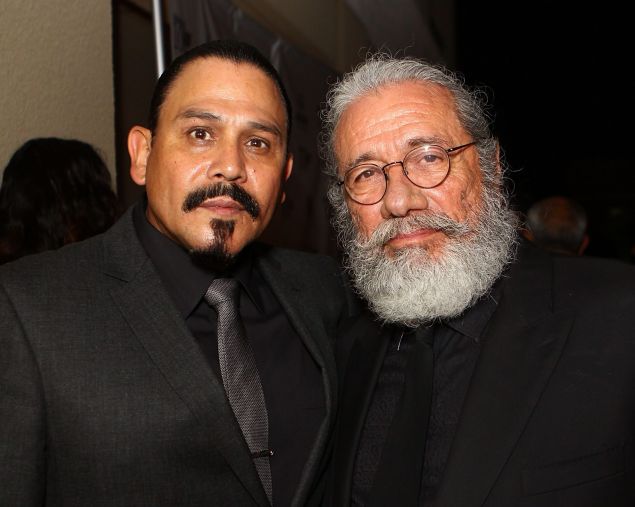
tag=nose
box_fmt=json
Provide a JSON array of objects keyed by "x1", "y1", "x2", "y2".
[
  {"x1": 205, "y1": 141, "x2": 247, "y2": 182},
  {"x1": 380, "y1": 162, "x2": 429, "y2": 218}
]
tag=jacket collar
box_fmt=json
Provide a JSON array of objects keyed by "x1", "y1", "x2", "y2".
[
  {"x1": 100, "y1": 206, "x2": 269, "y2": 506},
  {"x1": 332, "y1": 244, "x2": 574, "y2": 506},
  {"x1": 100, "y1": 208, "x2": 337, "y2": 506},
  {"x1": 434, "y1": 244, "x2": 574, "y2": 506},
  {"x1": 255, "y1": 248, "x2": 339, "y2": 506},
  {"x1": 330, "y1": 311, "x2": 393, "y2": 503}
]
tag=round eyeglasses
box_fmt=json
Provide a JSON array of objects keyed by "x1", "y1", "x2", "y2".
[{"x1": 338, "y1": 141, "x2": 477, "y2": 205}]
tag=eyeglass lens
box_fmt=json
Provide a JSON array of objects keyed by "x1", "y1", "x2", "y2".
[{"x1": 344, "y1": 145, "x2": 450, "y2": 204}]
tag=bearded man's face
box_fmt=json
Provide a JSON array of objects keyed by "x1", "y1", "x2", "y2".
[{"x1": 332, "y1": 81, "x2": 517, "y2": 326}]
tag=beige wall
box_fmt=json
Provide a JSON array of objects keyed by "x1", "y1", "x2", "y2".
[{"x1": 0, "y1": 0, "x2": 114, "y2": 184}]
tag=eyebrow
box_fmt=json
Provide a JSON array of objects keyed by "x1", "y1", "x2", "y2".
[
  {"x1": 177, "y1": 108, "x2": 282, "y2": 139},
  {"x1": 406, "y1": 135, "x2": 448, "y2": 149},
  {"x1": 178, "y1": 109, "x2": 222, "y2": 122},
  {"x1": 246, "y1": 120, "x2": 282, "y2": 139},
  {"x1": 344, "y1": 135, "x2": 449, "y2": 171}
]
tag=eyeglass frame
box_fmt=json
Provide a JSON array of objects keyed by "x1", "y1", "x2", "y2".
[{"x1": 337, "y1": 141, "x2": 478, "y2": 205}]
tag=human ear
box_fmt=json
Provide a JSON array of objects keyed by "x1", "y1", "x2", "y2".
[
  {"x1": 128, "y1": 126, "x2": 152, "y2": 186},
  {"x1": 494, "y1": 139, "x2": 502, "y2": 179},
  {"x1": 279, "y1": 153, "x2": 294, "y2": 204}
]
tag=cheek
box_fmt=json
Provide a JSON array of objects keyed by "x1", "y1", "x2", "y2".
[
  {"x1": 460, "y1": 175, "x2": 483, "y2": 213},
  {"x1": 349, "y1": 202, "x2": 380, "y2": 238},
  {"x1": 250, "y1": 175, "x2": 283, "y2": 208},
  {"x1": 146, "y1": 159, "x2": 183, "y2": 194},
  {"x1": 436, "y1": 174, "x2": 482, "y2": 220}
]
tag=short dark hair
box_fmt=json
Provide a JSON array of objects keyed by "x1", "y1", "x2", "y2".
[
  {"x1": 148, "y1": 40, "x2": 292, "y2": 143},
  {"x1": 0, "y1": 138, "x2": 118, "y2": 264}
]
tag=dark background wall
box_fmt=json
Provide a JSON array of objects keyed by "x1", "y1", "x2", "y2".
[
  {"x1": 114, "y1": 0, "x2": 635, "y2": 262},
  {"x1": 456, "y1": 1, "x2": 634, "y2": 260}
]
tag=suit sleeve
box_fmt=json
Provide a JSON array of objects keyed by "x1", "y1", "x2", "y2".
[{"x1": 0, "y1": 283, "x2": 46, "y2": 506}]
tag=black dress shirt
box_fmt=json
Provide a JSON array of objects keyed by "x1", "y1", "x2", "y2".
[
  {"x1": 133, "y1": 203, "x2": 324, "y2": 507},
  {"x1": 352, "y1": 287, "x2": 501, "y2": 506}
]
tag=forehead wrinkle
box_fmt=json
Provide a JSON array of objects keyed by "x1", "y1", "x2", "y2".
[
  {"x1": 336, "y1": 83, "x2": 464, "y2": 172},
  {"x1": 345, "y1": 134, "x2": 453, "y2": 171},
  {"x1": 246, "y1": 120, "x2": 282, "y2": 139},
  {"x1": 177, "y1": 108, "x2": 222, "y2": 122},
  {"x1": 345, "y1": 151, "x2": 376, "y2": 170},
  {"x1": 407, "y1": 135, "x2": 451, "y2": 149},
  {"x1": 176, "y1": 108, "x2": 282, "y2": 138}
]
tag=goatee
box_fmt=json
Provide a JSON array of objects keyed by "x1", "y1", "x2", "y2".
[
  {"x1": 183, "y1": 182, "x2": 260, "y2": 272},
  {"x1": 189, "y1": 219, "x2": 236, "y2": 272}
]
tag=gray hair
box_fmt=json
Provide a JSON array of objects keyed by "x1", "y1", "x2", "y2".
[
  {"x1": 321, "y1": 53, "x2": 500, "y2": 179},
  {"x1": 321, "y1": 53, "x2": 509, "y2": 248}
]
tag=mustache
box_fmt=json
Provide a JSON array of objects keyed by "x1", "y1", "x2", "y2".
[
  {"x1": 182, "y1": 183, "x2": 260, "y2": 219},
  {"x1": 361, "y1": 211, "x2": 471, "y2": 249}
]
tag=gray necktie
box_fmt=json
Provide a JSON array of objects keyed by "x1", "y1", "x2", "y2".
[{"x1": 205, "y1": 278, "x2": 273, "y2": 503}]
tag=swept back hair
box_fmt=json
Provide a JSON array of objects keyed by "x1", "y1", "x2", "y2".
[
  {"x1": 320, "y1": 53, "x2": 499, "y2": 186},
  {"x1": 148, "y1": 39, "x2": 292, "y2": 144}
]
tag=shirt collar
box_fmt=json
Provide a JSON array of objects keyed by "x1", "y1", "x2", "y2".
[
  {"x1": 443, "y1": 278, "x2": 504, "y2": 342},
  {"x1": 132, "y1": 200, "x2": 264, "y2": 318}
]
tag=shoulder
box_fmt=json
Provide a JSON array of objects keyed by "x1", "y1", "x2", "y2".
[
  {"x1": 0, "y1": 234, "x2": 108, "y2": 330},
  {"x1": 253, "y1": 244, "x2": 361, "y2": 317},
  {"x1": 510, "y1": 244, "x2": 635, "y2": 332},
  {"x1": 0, "y1": 233, "x2": 103, "y2": 287},
  {"x1": 258, "y1": 244, "x2": 339, "y2": 269},
  {"x1": 553, "y1": 254, "x2": 635, "y2": 286},
  {"x1": 551, "y1": 254, "x2": 635, "y2": 310},
  {"x1": 254, "y1": 244, "x2": 343, "y2": 286},
  {"x1": 0, "y1": 207, "x2": 141, "y2": 300},
  {"x1": 511, "y1": 242, "x2": 635, "y2": 304}
]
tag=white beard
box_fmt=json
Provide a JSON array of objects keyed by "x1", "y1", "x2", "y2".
[{"x1": 342, "y1": 189, "x2": 518, "y2": 327}]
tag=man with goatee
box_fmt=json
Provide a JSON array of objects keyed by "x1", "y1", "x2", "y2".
[
  {"x1": 0, "y1": 41, "x2": 348, "y2": 507},
  {"x1": 322, "y1": 54, "x2": 635, "y2": 506}
]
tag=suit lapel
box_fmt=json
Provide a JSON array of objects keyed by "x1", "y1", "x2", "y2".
[
  {"x1": 435, "y1": 247, "x2": 574, "y2": 507},
  {"x1": 101, "y1": 210, "x2": 269, "y2": 507},
  {"x1": 331, "y1": 315, "x2": 392, "y2": 505},
  {"x1": 257, "y1": 252, "x2": 334, "y2": 380},
  {"x1": 256, "y1": 252, "x2": 338, "y2": 506}
]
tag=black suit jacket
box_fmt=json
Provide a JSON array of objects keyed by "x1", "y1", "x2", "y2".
[
  {"x1": 0, "y1": 207, "x2": 350, "y2": 507},
  {"x1": 328, "y1": 245, "x2": 635, "y2": 506}
]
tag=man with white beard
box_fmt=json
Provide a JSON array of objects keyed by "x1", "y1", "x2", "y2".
[{"x1": 321, "y1": 55, "x2": 635, "y2": 507}]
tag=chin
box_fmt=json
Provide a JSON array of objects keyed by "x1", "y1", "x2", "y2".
[
  {"x1": 386, "y1": 237, "x2": 446, "y2": 259},
  {"x1": 189, "y1": 244, "x2": 235, "y2": 272},
  {"x1": 187, "y1": 219, "x2": 239, "y2": 271}
]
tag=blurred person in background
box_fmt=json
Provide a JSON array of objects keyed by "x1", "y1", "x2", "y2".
[
  {"x1": 524, "y1": 195, "x2": 588, "y2": 255},
  {"x1": 0, "y1": 137, "x2": 117, "y2": 264}
]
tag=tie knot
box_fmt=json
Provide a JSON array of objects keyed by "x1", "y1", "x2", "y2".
[{"x1": 204, "y1": 278, "x2": 241, "y2": 308}]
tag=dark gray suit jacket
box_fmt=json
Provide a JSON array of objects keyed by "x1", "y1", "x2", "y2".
[
  {"x1": 0, "y1": 207, "x2": 350, "y2": 506},
  {"x1": 328, "y1": 244, "x2": 635, "y2": 506}
]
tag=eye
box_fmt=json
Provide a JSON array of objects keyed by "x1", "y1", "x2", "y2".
[
  {"x1": 422, "y1": 153, "x2": 442, "y2": 163},
  {"x1": 188, "y1": 128, "x2": 212, "y2": 141},
  {"x1": 246, "y1": 138, "x2": 269, "y2": 150},
  {"x1": 409, "y1": 146, "x2": 446, "y2": 167},
  {"x1": 351, "y1": 166, "x2": 382, "y2": 184}
]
